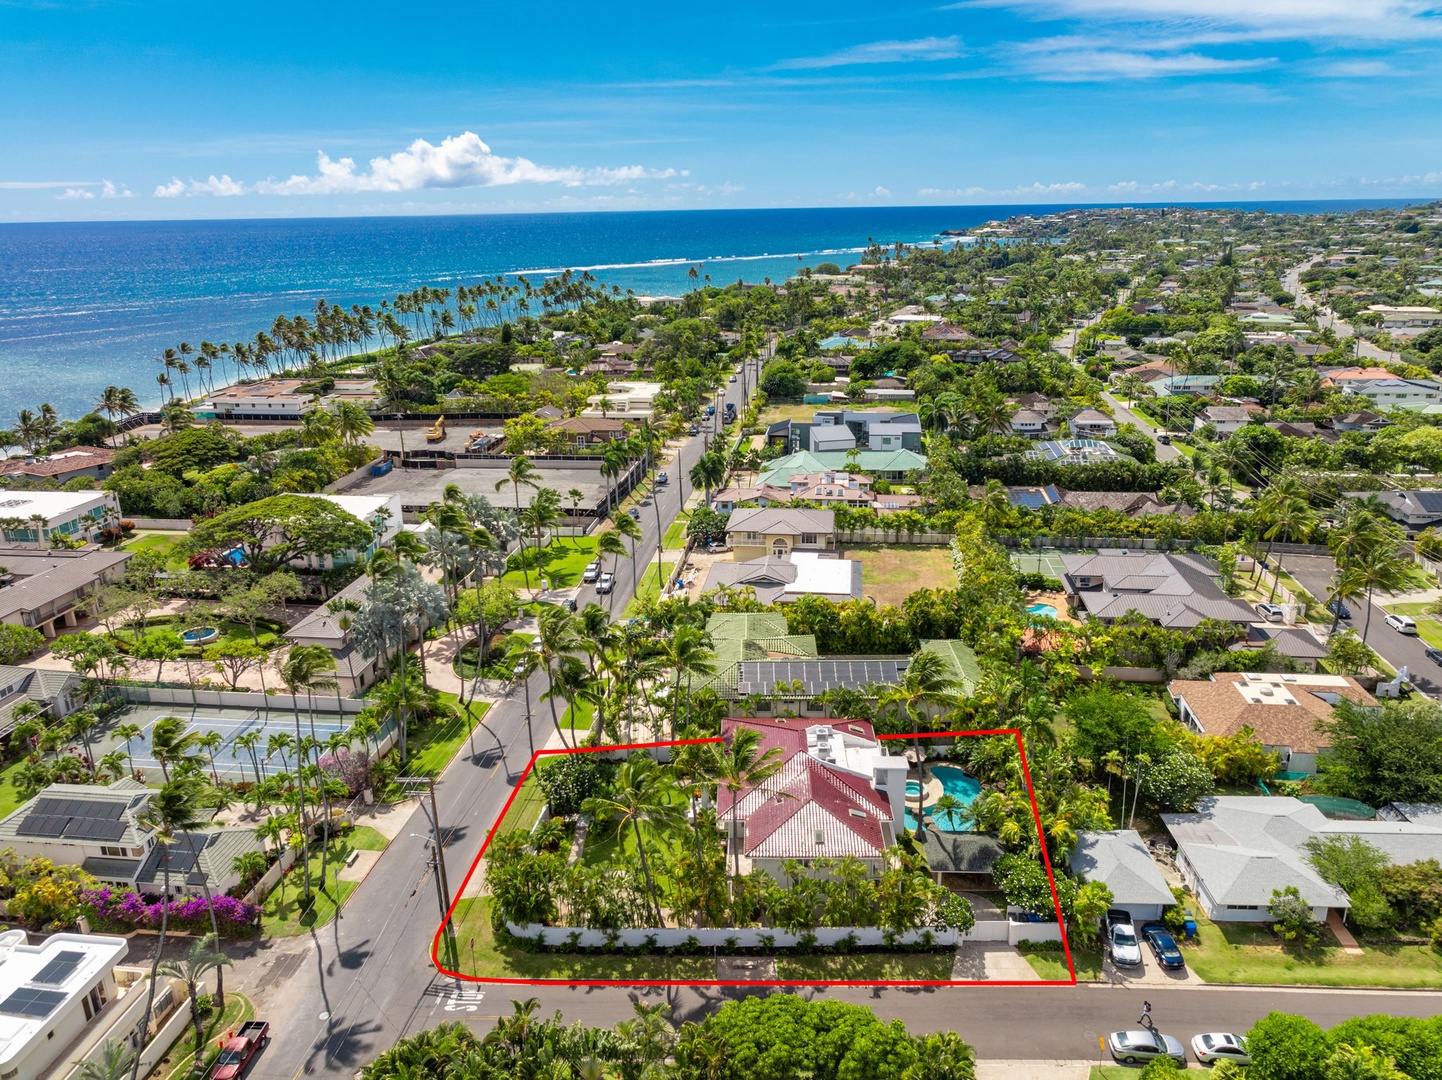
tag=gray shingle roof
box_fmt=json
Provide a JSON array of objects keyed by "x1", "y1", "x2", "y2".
[
  {"x1": 1070, "y1": 830, "x2": 1175, "y2": 907},
  {"x1": 0, "y1": 547, "x2": 131, "y2": 620},
  {"x1": 725, "y1": 507, "x2": 835, "y2": 536}
]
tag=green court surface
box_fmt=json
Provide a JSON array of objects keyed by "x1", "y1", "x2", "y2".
[{"x1": 1011, "y1": 551, "x2": 1069, "y2": 578}]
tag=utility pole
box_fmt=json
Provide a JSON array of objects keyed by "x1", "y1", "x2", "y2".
[{"x1": 398, "y1": 776, "x2": 455, "y2": 956}]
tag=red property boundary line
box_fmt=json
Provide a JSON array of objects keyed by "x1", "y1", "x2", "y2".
[{"x1": 431, "y1": 727, "x2": 1077, "y2": 987}]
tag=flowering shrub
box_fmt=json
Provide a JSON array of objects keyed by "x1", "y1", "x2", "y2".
[
  {"x1": 82, "y1": 887, "x2": 260, "y2": 938},
  {"x1": 319, "y1": 749, "x2": 370, "y2": 794}
]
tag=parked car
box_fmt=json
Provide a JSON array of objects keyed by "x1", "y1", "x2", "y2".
[
  {"x1": 1107, "y1": 1031, "x2": 1187, "y2": 1066},
  {"x1": 655, "y1": 471, "x2": 668, "y2": 485},
  {"x1": 210, "y1": 1021, "x2": 270, "y2": 1080},
  {"x1": 1191, "y1": 1033, "x2": 1250, "y2": 1066},
  {"x1": 595, "y1": 572, "x2": 615, "y2": 594},
  {"x1": 1108, "y1": 918, "x2": 1143, "y2": 968},
  {"x1": 1426, "y1": 645, "x2": 1442, "y2": 666},
  {"x1": 1157, "y1": 433, "x2": 1172, "y2": 444},
  {"x1": 688, "y1": 425, "x2": 700, "y2": 436},
  {"x1": 729, "y1": 374, "x2": 737, "y2": 382},
  {"x1": 1385, "y1": 613, "x2": 1418, "y2": 635},
  {"x1": 1255, "y1": 602, "x2": 1285, "y2": 623},
  {"x1": 1327, "y1": 599, "x2": 1352, "y2": 620},
  {"x1": 582, "y1": 560, "x2": 602, "y2": 584},
  {"x1": 1141, "y1": 924, "x2": 1186, "y2": 970}
]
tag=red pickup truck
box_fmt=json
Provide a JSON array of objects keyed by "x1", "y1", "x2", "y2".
[{"x1": 210, "y1": 1021, "x2": 269, "y2": 1080}]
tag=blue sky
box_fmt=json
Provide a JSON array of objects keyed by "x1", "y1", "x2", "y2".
[{"x1": 3, "y1": 0, "x2": 1441, "y2": 220}]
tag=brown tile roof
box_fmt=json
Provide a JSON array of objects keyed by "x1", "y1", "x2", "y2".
[
  {"x1": 1168, "y1": 674, "x2": 1377, "y2": 754},
  {"x1": 546, "y1": 416, "x2": 629, "y2": 435},
  {"x1": 0, "y1": 446, "x2": 115, "y2": 478}
]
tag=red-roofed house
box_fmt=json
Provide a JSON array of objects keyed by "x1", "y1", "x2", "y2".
[{"x1": 717, "y1": 716, "x2": 908, "y2": 877}]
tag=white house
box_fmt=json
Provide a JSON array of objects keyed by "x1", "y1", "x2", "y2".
[
  {"x1": 298, "y1": 493, "x2": 403, "y2": 570},
  {"x1": 1366, "y1": 305, "x2": 1442, "y2": 332},
  {"x1": 1010, "y1": 409, "x2": 1049, "y2": 438},
  {"x1": 582, "y1": 381, "x2": 664, "y2": 421},
  {"x1": 1330, "y1": 376, "x2": 1442, "y2": 408},
  {"x1": 0, "y1": 492, "x2": 120, "y2": 547},
  {"x1": 1195, "y1": 406, "x2": 1255, "y2": 436},
  {"x1": 0, "y1": 929, "x2": 129, "y2": 1080},
  {"x1": 1067, "y1": 409, "x2": 1117, "y2": 438},
  {"x1": 0, "y1": 780, "x2": 260, "y2": 898}
]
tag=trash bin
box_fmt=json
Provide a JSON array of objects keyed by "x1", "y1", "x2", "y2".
[{"x1": 1183, "y1": 914, "x2": 1197, "y2": 939}]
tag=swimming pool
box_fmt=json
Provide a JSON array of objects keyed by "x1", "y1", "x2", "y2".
[
  {"x1": 903, "y1": 765, "x2": 981, "y2": 832},
  {"x1": 905, "y1": 780, "x2": 923, "y2": 798},
  {"x1": 1027, "y1": 603, "x2": 1059, "y2": 619}
]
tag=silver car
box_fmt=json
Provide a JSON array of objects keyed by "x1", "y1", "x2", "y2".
[
  {"x1": 1109, "y1": 920, "x2": 1143, "y2": 967},
  {"x1": 595, "y1": 572, "x2": 615, "y2": 595},
  {"x1": 1192, "y1": 1033, "x2": 1250, "y2": 1066},
  {"x1": 1108, "y1": 1030, "x2": 1186, "y2": 1065}
]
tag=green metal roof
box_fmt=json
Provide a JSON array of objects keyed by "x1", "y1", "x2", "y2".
[
  {"x1": 756, "y1": 449, "x2": 928, "y2": 486},
  {"x1": 920, "y1": 639, "x2": 982, "y2": 696}
]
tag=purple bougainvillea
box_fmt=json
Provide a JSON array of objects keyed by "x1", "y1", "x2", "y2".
[
  {"x1": 82, "y1": 887, "x2": 260, "y2": 937},
  {"x1": 318, "y1": 749, "x2": 370, "y2": 795}
]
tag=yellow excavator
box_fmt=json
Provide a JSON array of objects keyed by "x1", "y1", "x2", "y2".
[{"x1": 426, "y1": 415, "x2": 446, "y2": 443}]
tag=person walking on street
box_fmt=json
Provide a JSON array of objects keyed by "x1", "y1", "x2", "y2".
[{"x1": 1139, "y1": 1001, "x2": 1153, "y2": 1028}]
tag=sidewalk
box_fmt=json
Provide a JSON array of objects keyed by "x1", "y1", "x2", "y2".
[{"x1": 977, "y1": 1062, "x2": 1092, "y2": 1080}]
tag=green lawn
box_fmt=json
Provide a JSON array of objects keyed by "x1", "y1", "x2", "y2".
[
  {"x1": 624, "y1": 557, "x2": 677, "y2": 616},
  {"x1": 581, "y1": 784, "x2": 690, "y2": 874},
  {"x1": 155, "y1": 993, "x2": 255, "y2": 1080},
  {"x1": 1019, "y1": 942, "x2": 1101, "y2": 981},
  {"x1": 1181, "y1": 903, "x2": 1442, "y2": 987},
  {"x1": 400, "y1": 693, "x2": 490, "y2": 779},
  {"x1": 0, "y1": 758, "x2": 31, "y2": 820},
  {"x1": 502, "y1": 536, "x2": 600, "y2": 590},
  {"x1": 560, "y1": 696, "x2": 595, "y2": 731},
  {"x1": 110, "y1": 615, "x2": 284, "y2": 653},
  {"x1": 774, "y1": 952, "x2": 957, "y2": 981},
  {"x1": 348, "y1": 825, "x2": 389, "y2": 851},
  {"x1": 121, "y1": 531, "x2": 189, "y2": 570},
  {"x1": 446, "y1": 897, "x2": 714, "y2": 981},
  {"x1": 261, "y1": 834, "x2": 374, "y2": 936},
  {"x1": 496, "y1": 771, "x2": 547, "y2": 836},
  {"x1": 663, "y1": 515, "x2": 689, "y2": 550}
]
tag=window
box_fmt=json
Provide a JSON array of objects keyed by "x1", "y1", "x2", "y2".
[
  {"x1": 800, "y1": 533, "x2": 818, "y2": 545},
  {"x1": 101, "y1": 846, "x2": 127, "y2": 858}
]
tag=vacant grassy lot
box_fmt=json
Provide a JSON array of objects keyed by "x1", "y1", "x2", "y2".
[
  {"x1": 1019, "y1": 942, "x2": 1101, "y2": 981},
  {"x1": 774, "y1": 952, "x2": 957, "y2": 981},
  {"x1": 845, "y1": 544, "x2": 956, "y2": 607}
]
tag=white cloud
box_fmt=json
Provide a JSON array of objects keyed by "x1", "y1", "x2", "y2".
[
  {"x1": 1022, "y1": 48, "x2": 1275, "y2": 79},
  {"x1": 254, "y1": 131, "x2": 678, "y2": 195},
  {"x1": 57, "y1": 188, "x2": 94, "y2": 200},
  {"x1": 0, "y1": 180, "x2": 98, "y2": 189},
  {"x1": 153, "y1": 174, "x2": 245, "y2": 198},
  {"x1": 874, "y1": 186, "x2": 892, "y2": 197},
  {"x1": 1316, "y1": 59, "x2": 1402, "y2": 77},
  {"x1": 956, "y1": 1, "x2": 1441, "y2": 41},
  {"x1": 777, "y1": 36, "x2": 963, "y2": 69},
  {"x1": 1107, "y1": 179, "x2": 1269, "y2": 195},
  {"x1": 99, "y1": 180, "x2": 132, "y2": 199}
]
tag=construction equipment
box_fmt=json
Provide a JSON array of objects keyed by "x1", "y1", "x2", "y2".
[{"x1": 426, "y1": 415, "x2": 446, "y2": 443}]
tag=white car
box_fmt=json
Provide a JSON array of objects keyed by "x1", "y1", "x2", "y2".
[
  {"x1": 1192, "y1": 1033, "x2": 1250, "y2": 1066},
  {"x1": 1107, "y1": 1031, "x2": 1186, "y2": 1066},
  {"x1": 1385, "y1": 613, "x2": 1418, "y2": 635},
  {"x1": 1108, "y1": 920, "x2": 1143, "y2": 967},
  {"x1": 581, "y1": 561, "x2": 602, "y2": 584},
  {"x1": 595, "y1": 572, "x2": 615, "y2": 595}
]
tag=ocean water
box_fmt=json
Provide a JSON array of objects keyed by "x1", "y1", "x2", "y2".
[{"x1": 0, "y1": 199, "x2": 1425, "y2": 419}]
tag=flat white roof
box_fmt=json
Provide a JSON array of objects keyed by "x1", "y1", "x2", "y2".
[
  {"x1": 0, "y1": 931, "x2": 128, "y2": 1068},
  {"x1": 315, "y1": 494, "x2": 396, "y2": 523},
  {"x1": 786, "y1": 552, "x2": 856, "y2": 596},
  {"x1": 0, "y1": 491, "x2": 111, "y2": 521}
]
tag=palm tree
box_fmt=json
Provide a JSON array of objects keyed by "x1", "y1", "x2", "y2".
[
  {"x1": 94, "y1": 386, "x2": 130, "y2": 448},
  {"x1": 495, "y1": 456, "x2": 540, "y2": 588},
  {"x1": 979, "y1": 479, "x2": 1010, "y2": 529},
  {"x1": 149, "y1": 716, "x2": 199, "y2": 781},
  {"x1": 157, "y1": 935, "x2": 233, "y2": 1052},
  {"x1": 74, "y1": 1041, "x2": 135, "y2": 1080},
  {"x1": 1344, "y1": 542, "x2": 1413, "y2": 644},
  {"x1": 611, "y1": 512, "x2": 644, "y2": 597},
  {"x1": 581, "y1": 755, "x2": 682, "y2": 926},
  {"x1": 715, "y1": 726, "x2": 788, "y2": 882},
  {"x1": 1259, "y1": 486, "x2": 1317, "y2": 601},
  {"x1": 518, "y1": 488, "x2": 562, "y2": 594},
  {"x1": 280, "y1": 644, "x2": 338, "y2": 901},
  {"x1": 689, "y1": 451, "x2": 726, "y2": 508},
  {"x1": 660, "y1": 624, "x2": 716, "y2": 740},
  {"x1": 879, "y1": 650, "x2": 961, "y2": 774},
  {"x1": 566, "y1": 488, "x2": 585, "y2": 544},
  {"x1": 130, "y1": 777, "x2": 209, "y2": 1080},
  {"x1": 333, "y1": 401, "x2": 375, "y2": 446},
  {"x1": 533, "y1": 607, "x2": 583, "y2": 749}
]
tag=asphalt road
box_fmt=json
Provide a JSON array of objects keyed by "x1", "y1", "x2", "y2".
[
  {"x1": 1281, "y1": 554, "x2": 1441, "y2": 696},
  {"x1": 1101, "y1": 391, "x2": 1182, "y2": 462},
  {"x1": 1281, "y1": 259, "x2": 1398, "y2": 365},
  {"x1": 247, "y1": 358, "x2": 761, "y2": 1080}
]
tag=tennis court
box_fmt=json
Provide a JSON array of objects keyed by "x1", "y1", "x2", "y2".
[
  {"x1": 100, "y1": 702, "x2": 378, "y2": 781},
  {"x1": 1011, "y1": 550, "x2": 1069, "y2": 578}
]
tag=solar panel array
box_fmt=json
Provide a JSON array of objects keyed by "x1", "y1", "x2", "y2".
[
  {"x1": 0, "y1": 987, "x2": 66, "y2": 1019},
  {"x1": 17, "y1": 797, "x2": 128, "y2": 842},
  {"x1": 736, "y1": 659, "x2": 908, "y2": 696},
  {"x1": 32, "y1": 950, "x2": 84, "y2": 986}
]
